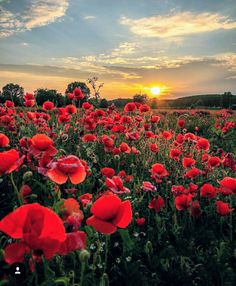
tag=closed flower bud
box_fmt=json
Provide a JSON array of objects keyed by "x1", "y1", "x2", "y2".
[
  {"x1": 99, "y1": 273, "x2": 109, "y2": 286},
  {"x1": 79, "y1": 250, "x2": 90, "y2": 263},
  {"x1": 145, "y1": 241, "x2": 153, "y2": 255},
  {"x1": 23, "y1": 171, "x2": 33, "y2": 181}
]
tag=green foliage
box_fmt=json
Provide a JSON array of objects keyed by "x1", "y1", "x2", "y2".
[
  {"x1": 0, "y1": 83, "x2": 24, "y2": 105},
  {"x1": 35, "y1": 88, "x2": 65, "y2": 107}
]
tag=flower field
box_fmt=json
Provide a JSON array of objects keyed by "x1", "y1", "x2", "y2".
[{"x1": 0, "y1": 97, "x2": 236, "y2": 286}]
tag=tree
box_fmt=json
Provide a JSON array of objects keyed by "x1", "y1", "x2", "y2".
[
  {"x1": 133, "y1": 93, "x2": 147, "y2": 104},
  {"x1": 100, "y1": 98, "x2": 109, "y2": 108},
  {"x1": 1, "y1": 83, "x2": 24, "y2": 105},
  {"x1": 222, "y1": 92, "x2": 233, "y2": 109},
  {"x1": 35, "y1": 89, "x2": 65, "y2": 106},
  {"x1": 65, "y1": 82, "x2": 90, "y2": 97}
]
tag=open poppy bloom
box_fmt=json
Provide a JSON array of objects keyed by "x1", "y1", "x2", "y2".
[
  {"x1": 150, "y1": 163, "x2": 169, "y2": 183},
  {"x1": 215, "y1": 201, "x2": 234, "y2": 216},
  {"x1": 47, "y1": 155, "x2": 86, "y2": 185},
  {"x1": 30, "y1": 134, "x2": 57, "y2": 157},
  {"x1": 105, "y1": 176, "x2": 130, "y2": 194},
  {"x1": 0, "y1": 203, "x2": 66, "y2": 264},
  {"x1": 0, "y1": 133, "x2": 10, "y2": 147},
  {"x1": 0, "y1": 149, "x2": 24, "y2": 176},
  {"x1": 58, "y1": 231, "x2": 86, "y2": 255},
  {"x1": 148, "y1": 195, "x2": 165, "y2": 213},
  {"x1": 219, "y1": 177, "x2": 236, "y2": 194},
  {"x1": 86, "y1": 194, "x2": 132, "y2": 234}
]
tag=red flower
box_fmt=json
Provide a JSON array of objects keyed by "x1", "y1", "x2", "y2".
[
  {"x1": 0, "y1": 133, "x2": 10, "y2": 147},
  {"x1": 139, "y1": 104, "x2": 150, "y2": 113},
  {"x1": 141, "y1": 181, "x2": 157, "y2": 192},
  {"x1": 86, "y1": 194, "x2": 132, "y2": 234},
  {"x1": 42, "y1": 101, "x2": 55, "y2": 111},
  {"x1": 196, "y1": 138, "x2": 210, "y2": 151},
  {"x1": 73, "y1": 88, "x2": 84, "y2": 100},
  {"x1": 183, "y1": 167, "x2": 203, "y2": 179},
  {"x1": 24, "y1": 93, "x2": 34, "y2": 101},
  {"x1": 30, "y1": 134, "x2": 57, "y2": 157},
  {"x1": 150, "y1": 115, "x2": 160, "y2": 123},
  {"x1": 136, "y1": 217, "x2": 145, "y2": 226},
  {"x1": 101, "y1": 167, "x2": 115, "y2": 178},
  {"x1": 4, "y1": 100, "x2": 14, "y2": 108},
  {"x1": 148, "y1": 195, "x2": 165, "y2": 213},
  {"x1": 124, "y1": 102, "x2": 136, "y2": 112},
  {"x1": 189, "y1": 201, "x2": 202, "y2": 217},
  {"x1": 47, "y1": 155, "x2": 86, "y2": 185},
  {"x1": 175, "y1": 194, "x2": 192, "y2": 211},
  {"x1": 162, "y1": 130, "x2": 173, "y2": 140},
  {"x1": 215, "y1": 201, "x2": 234, "y2": 216},
  {"x1": 219, "y1": 177, "x2": 236, "y2": 195},
  {"x1": 82, "y1": 134, "x2": 97, "y2": 142},
  {"x1": 0, "y1": 203, "x2": 66, "y2": 264},
  {"x1": 177, "y1": 119, "x2": 185, "y2": 128},
  {"x1": 200, "y1": 184, "x2": 216, "y2": 199},
  {"x1": 150, "y1": 143, "x2": 158, "y2": 153},
  {"x1": 208, "y1": 156, "x2": 221, "y2": 167},
  {"x1": 24, "y1": 100, "x2": 35, "y2": 107},
  {"x1": 78, "y1": 193, "x2": 92, "y2": 207},
  {"x1": 58, "y1": 231, "x2": 86, "y2": 255},
  {"x1": 169, "y1": 148, "x2": 182, "y2": 161},
  {"x1": 182, "y1": 157, "x2": 196, "y2": 168},
  {"x1": 105, "y1": 176, "x2": 130, "y2": 194},
  {"x1": 0, "y1": 149, "x2": 24, "y2": 176},
  {"x1": 119, "y1": 142, "x2": 131, "y2": 153},
  {"x1": 150, "y1": 163, "x2": 169, "y2": 182},
  {"x1": 82, "y1": 102, "x2": 93, "y2": 109},
  {"x1": 65, "y1": 104, "x2": 77, "y2": 114}
]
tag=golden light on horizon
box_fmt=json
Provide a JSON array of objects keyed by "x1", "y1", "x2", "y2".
[{"x1": 150, "y1": 86, "x2": 161, "y2": 96}]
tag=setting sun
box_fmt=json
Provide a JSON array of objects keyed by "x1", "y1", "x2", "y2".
[{"x1": 150, "y1": 86, "x2": 161, "y2": 96}]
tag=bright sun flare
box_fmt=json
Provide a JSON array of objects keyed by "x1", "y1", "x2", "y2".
[{"x1": 150, "y1": 86, "x2": 161, "y2": 96}]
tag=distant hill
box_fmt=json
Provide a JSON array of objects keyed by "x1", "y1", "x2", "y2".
[{"x1": 109, "y1": 93, "x2": 236, "y2": 109}]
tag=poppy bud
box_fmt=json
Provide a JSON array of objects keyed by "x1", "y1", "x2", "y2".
[
  {"x1": 145, "y1": 241, "x2": 153, "y2": 255},
  {"x1": 23, "y1": 171, "x2": 33, "y2": 181},
  {"x1": 114, "y1": 155, "x2": 120, "y2": 161},
  {"x1": 79, "y1": 250, "x2": 90, "y2": 263},
  {"x1": 100, "y1": 273, "x2": 109, "y2": 286}
]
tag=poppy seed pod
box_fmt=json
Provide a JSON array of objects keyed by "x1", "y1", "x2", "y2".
[
  {"x1": 145, "y1": 241, "x2": 153, "y2": 255},
  {"x1": 23, "y1": 171, "x2": 33, "y2": 181}
]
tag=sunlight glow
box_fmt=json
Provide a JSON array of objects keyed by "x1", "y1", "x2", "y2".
[{"x1": 150, "y1": 86, "x2": 161, "y2": 96}]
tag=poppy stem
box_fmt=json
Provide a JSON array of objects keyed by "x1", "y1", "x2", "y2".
[
  {"x1": 10, "y1": 173, "x2": 23, "y2": 206},
  {"x1": 80, "y1": 262, "x2": 86, "y2": 286},
  {"x1": 104, "y1": 235, "x2": 110, "y2": 274}
]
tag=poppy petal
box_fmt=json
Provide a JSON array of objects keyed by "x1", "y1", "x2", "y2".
[
  {"x1": 112, "y1": 201, "x2": 132, "y2": 228},
  {"x1": 69, "y1": 166, "x2": 86, "y2": 185},
  {"x1": 58, "y1": 231, "x2": 87, "y2": 255},
  {"x1": 47, "y1": 168, "x2": 68, "y2": 184},
  {"x1": 91, "y1": 194, "x2": 121, "y2": 221},
  {"x1": 4, "y1": 242, "x2": 29, "y2": 264},
  {"x1": 86, "y1": 216, "x2": 116, "y2": 234}
]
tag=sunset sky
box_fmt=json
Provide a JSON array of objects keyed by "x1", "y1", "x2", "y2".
[{"x1": 0, "y1": 0, "x2": 236, "y2": 99}]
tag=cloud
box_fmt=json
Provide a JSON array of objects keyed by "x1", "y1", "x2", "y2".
[
  {"x1": 83, "y1": 15, "x2": 96, "y2": 20},
  {"x1": 120, "y1": 12, "x2": 236, "y2": 38},
  {"x1": 0, "y1": 0, "x2": 69, "y2": 38}
]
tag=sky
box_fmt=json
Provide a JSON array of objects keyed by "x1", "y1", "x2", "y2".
[{"x1": 0, "y1": 0, "x2": 236, "y2": 99}]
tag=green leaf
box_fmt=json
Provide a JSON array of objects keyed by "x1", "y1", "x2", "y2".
[{"x1": 118, "y1": 229, "x2": 134, "y2": 252}]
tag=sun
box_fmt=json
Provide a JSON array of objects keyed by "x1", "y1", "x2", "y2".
[{"x1": 150, "y1": 86, "x2": 161, "y2": 96}]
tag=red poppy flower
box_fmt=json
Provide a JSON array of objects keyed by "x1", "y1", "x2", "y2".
[
  {"x1": 101, "y1": 167, "x2": 115, "y2": 178},
  {"x1": 150, "y1": 115, "x2": 160, "y2": 123},
  {"x1": 183, "y1": 167, "x2": 203, "y2": 179},
  {"x1": 60, "y1": 198, "x2": 83, "y2": 218},
  {"x1": 208, "y1": 156, "x2": 221, "y2": 167},
  {"x1": 139, "y1": 104, "x2": 150, "y2": 113},
  {"x1": 189, "y1": 201, "x2": 202, "y2": 218},
  {"x1": 0, "y1": 203, "x2": 66, "y2": 264},
  {"x1": 42, "y1": 101, "x2": 55, "y2": 111},
  {"x1": 148, "y1": 195, "x2": 165, "y2": 213},
  {"x1": 24, "y1": 100, "x2": 35, "y2": 107},
  {"x1": 150, "y1": 163, "x2": 169, "y2": 182},
  {"x1": 141, "y1": 181, "x2": 157, "y2": 192},
  {"x1": 82, "y1": 134, "x2": 97, "y2": 142},
  {"x1": 30, "y1": 134, "x2": 57, "y2": 157},
  {"x1": 162, "y1": 131, "x2": 173, "y2": 140},
  {"x1": 119, "y1": 142, "x2": 131, "y2": 153},
  {"x1": 47, "y1": 155, "x2": 86, "y2": 185},
  {"x1": 196, "y1": 138, "x2": 210, "y2": 151},
  {"x1": 215, "y1": 201, "x2": 234, "y2": 216},
  {"x1": 105, "y1": 176, "x2": 130, "y2": 194},
  {"x1": 0, "y1": 149, "x2": 24, "y2": 176},
  {"x1": 0, "y1": 133, "x2": 10, "y2": 147},
  {"x1": 150, "y1": 143, "x2": 158, "y2": 153},
  {"x1": 73, "y1": 88, "x2": 84, "y2": 100},
  {"x1": 182, "y1": 157, "x2": 196, "y2": 168},
  {"x1": 4, "y1": 100, "x2": 14, "y2": 108},
  {"x1": 175, "y1": 194, "x2": 192, "y2": 211},
  {"x1": 23, "y1": 93, "x2": 34, "y2": 101},
  {"x1": 86, "y1": 194, "x2": 132, "y2": 234},
  {"x1": 219, "y1": 177, "x2": 236, "y2": 194},
  {"x1": 200, "y1": 184, "x2": 216, "y2": 199},
  {"x1": 136, "y1": 217, "x2": 145, "y2": 226},
  {"x1": 177, "y1": 119, "x2": 185, "y2": 128},
  {"x1": 58, "y1": 231, "x2": 86, "y2": 255},
  {"x1": 124, "y1": 102, "x2": 136, "y2": 112},
  {"x1": 65, "y1": 104, "x2": 77, "y2": 114},
  {"x1": 78, "y1": 193, "x2": 92, "y2": 207},
  {"x1": 169, "y1": 148, "x2": 182, "y2": 161},
  {"x1": 82, "y1": 102, "x2": 93, "y2": 109}
]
